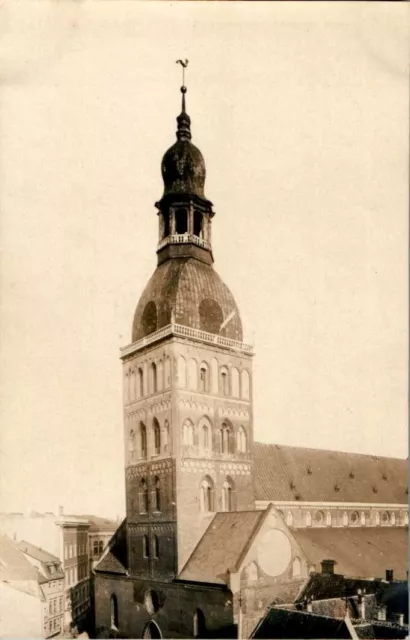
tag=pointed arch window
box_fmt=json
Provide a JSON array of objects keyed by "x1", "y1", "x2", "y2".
[
  {"x1": 153, "y1": 419, "x2": 161, "y2": 455},
  {"x1": 153, "y1": 476, "x2": 161, "y2": 512},
  {"x1": 142, "y1": 534, "x2": 149, "y2": 558},
  {"x1": 292, "y1": 557, "x2": 301, "y2": 577},
  {"x1": 151, "y1": 362, "x2": 157, "y2": 394},
  {"x1": 220, "y1": 422, "x2": 234, "y2": 454},
  {"x1": 183, "y1": 420, "x2": 194, "y2": 447},
  {"x1": 153, "y1": 535, "x2": 159, "y2": 559},
  {"x1": 200, "y1": 477, "x2": 214, "y2": 513},
  {"x1": 138, "y1": 368, "x2": 144, "y2": 398},
  {"x1": 139, "y1": 478, "x2": 148, "y2": 514},
  {"x1": 110, "y1": 594, "x2": 119, "y2": 630},
  {"x1": 163, "y1": 420, "x2": 169, "y2": 452},
  {"x1": 128, "y1": 428, "x2": 136, "y2": 462},
  {"x1": 199, "y1": 362, "x2": 210, "y2": 393},
  {"x1": 193, "y1": 609, "x2": 206, "y2": 639},
  {"x1": 222, "y1": 477, "x2": 235, "y2": 512},
  {"x1": 140, "y1": 422, "x2": 147, "y2": 459},
  {"x1": 237, "y1": 426, "x2": 247, "y2": 453},
  {"x1": 220, "y1": 367, "x2": 229, "y2": 396},
  {"x1": 231, "y1": 368, "x2": 240, "y2": 397}
]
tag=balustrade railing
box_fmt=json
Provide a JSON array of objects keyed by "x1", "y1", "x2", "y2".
[
  {"x1": 121, "y1": 323, "x2": 253, "y2": 357},
  {"x1": 157, "y1": 234, "x2": 211, "y2": 251}
]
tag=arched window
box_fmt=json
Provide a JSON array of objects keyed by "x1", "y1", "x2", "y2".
[
  {"x1": 139, "y1": 478, "x2": 148, "y2": 514},
  {"x1": 151, "y1": 362, "x2": 157, "y2": 394},
  {"x1": 143, "y1": 621, "x2": 162, "y2": 639},
  {"x1": 222, "y1": 477, "x2": 235, "y2": 512},
  {"x1": 157, "y1": 361, "x2": 164, "y2": 392},
  {"x1": 183, "y1": 420, "x2": 194, "y2": 446},
  {"x1": 163, "y1": 420, "x2": 169, "y2": 452},
  {"x1": 286, "y1": 511, "x2": 293, "y2": 526},
  {"x1": 128, "y1": 428, "x2": 135, "y2": 461},
  {"x1": 193, "y1": 210, "x2": 203, "y2": 238},
  {"x1": 130, "y1": 369, "x2": 135, "y2": 402},
  {"x1": 375, "y1": 511, "x2": 380, "y2": 525},
  {"x1": 175, "y1": 208, "x2": 188, "y2": 234},
  {"x1": 241, "y1": 370, "x2": 250, "y2": 399},
  {"x1": 142, "y1": 535, "x2": 149, "y2": 558},
  {"x1": 220, "y1": 367, "x2": 229, "y2": 396},
  {"x1": 342, "y1": 512, "x2": 348, "y2": 526},
  {"x1": 138, "y1": 368, "x2": 144, "y2": 398},
  {"x1": 292, "y1": 557, "x2": 301, "y2": 577},
  {"x1": 231, "y1": 368, "x2": 240, "y2": 397},
  {"x1": 306, "y1": 511, "x2": 312, "y2": 527},
  {"x1": 177, "y1": 356, "x2": 187, "y2": 388},
  {"x1": 153, "y1": 476, "x2": 161, "y2": 512},
  {"x1": 140, "y1": 422, "x2": 147, "y2": 459},
  {"x1": 193, "y1": 609, "x2": 206, "y2": 639},
  {"x1": 237, "y1": 426, "x2": 247, "y2": 453},
  {"x1": 153, "y1": 419, "x2": 161, "y2": 455},
  {"x1": 220, "y1": 423, "x2": 234, "y2": 454},
  {"x1": 164, "y1": 357, "x2": 171, "y2": 388},
  {"x1": 350, "y1": 511, "x2": 359, "y2": 525},
  {"x1": 153, "y1": 535, "x2": 159, "y2": 559},
  {"x1": 211, "y1": 358, "x2": 218, "y2": 393},
  {"x1": 199, "y1": 362, "x2": 210, "y2": 393},
  {"x1": 381, "y1": 511, "x2": 390, "y2": 525},
  {"x1": 110, "y1": 594, "x2": 119, "y2": 630},
  {"x1": 326, "y1": 511, "x2": 332, "y2": 526},
  {"x1": 187, "y1": 359, "x2": 198, "y2": 390},
  {"x1": 200, "y1": 476, "x2": 214, "y2": 513},
  {"x1": 315, "y1": 511, "x2": 325, "y2": 526}
]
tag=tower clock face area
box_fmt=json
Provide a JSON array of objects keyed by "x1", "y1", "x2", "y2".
[{"x1": 256, "y1": 529, "x2": 292, "y2": 577}]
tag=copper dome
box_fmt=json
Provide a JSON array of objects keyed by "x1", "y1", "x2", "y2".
[{"x1": 132, "y1": 258, "x2": 242, "y2": 343}]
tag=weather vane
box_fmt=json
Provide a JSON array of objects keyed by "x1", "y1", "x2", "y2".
[{"x1": 176, "y1": 59, "x2": 189, "y2": 88}]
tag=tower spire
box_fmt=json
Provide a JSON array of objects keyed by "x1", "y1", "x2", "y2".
[{"x1": 176, "y1": 59, "x2": 191, "y2": 141}]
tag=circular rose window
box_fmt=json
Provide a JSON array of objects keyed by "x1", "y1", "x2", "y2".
[{"x1": 257, "y1": 529, "x2": 292, "y2": 577}]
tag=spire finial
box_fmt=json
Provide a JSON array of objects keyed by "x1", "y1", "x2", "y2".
[{"x1": 175, "y1": 59, "x2": 191, "y2": 141}]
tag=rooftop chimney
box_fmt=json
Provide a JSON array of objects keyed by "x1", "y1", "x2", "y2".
[
  {"x1": 385, "y1": 569, "x2": 394, "y2": 582},
  {"x1": 321, "y1": 559, "x2": 336, "y2": 575}
]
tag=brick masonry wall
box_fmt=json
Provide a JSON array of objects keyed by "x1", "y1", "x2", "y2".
[{"x1": 95, "y1": 574, "x2": 234, "y2": 639}]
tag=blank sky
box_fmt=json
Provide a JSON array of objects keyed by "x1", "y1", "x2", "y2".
[{"x1": 0, "y1": 1, "x2": 408, "y2": 519}]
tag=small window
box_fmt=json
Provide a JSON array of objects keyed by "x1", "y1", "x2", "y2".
[
  {"x1": 222, "y1": 478, "x2": 234, "y2": 512},
  {"x1": 140, "y1": 423, "x2": 147, "y2": 458},
  {"x1": 193, "y1": 609, "x2": 206, "y2": 639},
  {"x1": 93, "y1": 541, "x2": 98, "y2": 555},
  {"x1": 183, "y1": 420, "x2": 194, "y2": 446},
  {"x1": 139, "y1": 478, "x2": 149, "y2": 513},
  {"x1": 138, "y1": 368, "x2": 144, "y2": 398},
  {"x1": 202, "y1": 424, "x2": 209, "y2": 449},
  {"x1": 292, "y1": 557, "x2": 301, "y2": 577},
  {"x1": 220, "y1": 369, "x2": 229, "y2": 396},
  {"x1": 110, "y1": 594, "x2": 119, "y2": 630},
  {"x1": 98, "y1": 541, "x2": 104, "y2": 554},
  {"x1": 200, "y1": 477, "x2": 214, "y2": 513},
  {"x1": 237, "y1": 426, "x2": 247, "y2": 453},
  {"x1": 153, "y1": 419, "x2": 161, "y2": 455},
  {"x1": 151, "y1": 363, "x2": 157, "y2": 393},
  {"x1": 154, "y1": 476, "x2": 161, "y2": 512},
  {"x1": 199, "y1": 364, "x2": 209, "y2": 393},
  {"x1": 153, "y1": 535, "x2": 159, "y2": 559},
  {"x1": 142, "y1": 535, "x2": 149, "y2": 558}
]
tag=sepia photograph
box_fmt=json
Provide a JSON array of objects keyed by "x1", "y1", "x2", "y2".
[{"x1": 0, "y1": 1, "x2": 408, "y2": 639}]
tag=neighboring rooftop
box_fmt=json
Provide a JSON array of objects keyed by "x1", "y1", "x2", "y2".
[
  {"x1": 250, "y1": 606, "x2": 351, "y2": 639},
  {"x1": 17, "y1": 540, "x2": 60, "y2": 564},
  {"x1": 94, "y1": 519, "x2": 128, "y2": 576},
  {"x1": 0, "y1": 535, "x2": 40, "y2": 583},
  {"x1": 178, "y1": 510, "x2": 265, "y2": 585},
  {"x1": 76, "y1": 515, "x2": 117, "y2": 533},
  {"x1": 292, "y1": 527, "x2": 408, "y2": 580},
  {"x1": 254, "y1": 442, "x2": 408, "y2": 504}
]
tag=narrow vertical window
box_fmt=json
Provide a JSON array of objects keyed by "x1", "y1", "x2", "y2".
[
  {"x1": 153, "y1": 419, "x2": 161, "y2": 455},
  {"x1": 154, "y1": 476, "x2": 161, "y2": 512},
  {"x1": 140, "y1": 423, "x2": 147, "y2": 458},
  {"x1": 151, "y1": 362, "x2": 157, "y2": 393},
  {"x1": 153, "y1": 535, "x2": 159, "y2": 559},
  {"x1": 142, "y1": 535, "x2": 149, "y2": 558},
  {"x1": 138, "y1": 368, "x2": 144, "y2": 398},
  {"x1": 139, "y1": 478, "x2": 148, "y2": 513}
]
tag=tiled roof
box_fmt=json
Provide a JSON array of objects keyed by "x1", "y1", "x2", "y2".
[
  {"x1": 292, "y1": 527, "x2": 408, "y2": 580},
  {"x1": 250, "y1": 607, "x2": 351, "y2": 639},
  {"x1": 94, "y1": 519, "x2": 128, "y2": 575},
  {"x1": 253, "y1": 442, "x2": 408, "y2": 504},
  {"x1": 17, "y1": 540, "x2": 60, "y2": 564},
  {"x1": 178, "y1": 510, "x2": 266, "y2": 584},
  {"x1": 0, "y1": 535, "x2": 40, "y2": 582},
  {"x1": 297, "y1": 573, "x2": 386, "y2": 603},
  {"x1": 76, "y1": 515, "x2": 117, "y2": 533}
]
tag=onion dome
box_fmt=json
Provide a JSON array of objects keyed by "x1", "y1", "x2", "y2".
[
  {"x1": 132, "y1": 258, "x2": 242, "y2": 343},
  {"x1": 161, "y1": 86, "x2": 206, "y2": 199}
]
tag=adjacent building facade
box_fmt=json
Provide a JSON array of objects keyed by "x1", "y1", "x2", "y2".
[{"x1": 93, "y1": 82, "x2": 408, "y2": 639}]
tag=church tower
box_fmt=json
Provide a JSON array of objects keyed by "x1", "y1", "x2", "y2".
[{"x1": 121, "y1": 77, "x2": 254, "y2": 582}]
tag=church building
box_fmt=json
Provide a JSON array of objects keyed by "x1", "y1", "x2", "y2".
[{"x1": 94, "y1": 77, "x2": 408, "y2": 640}]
